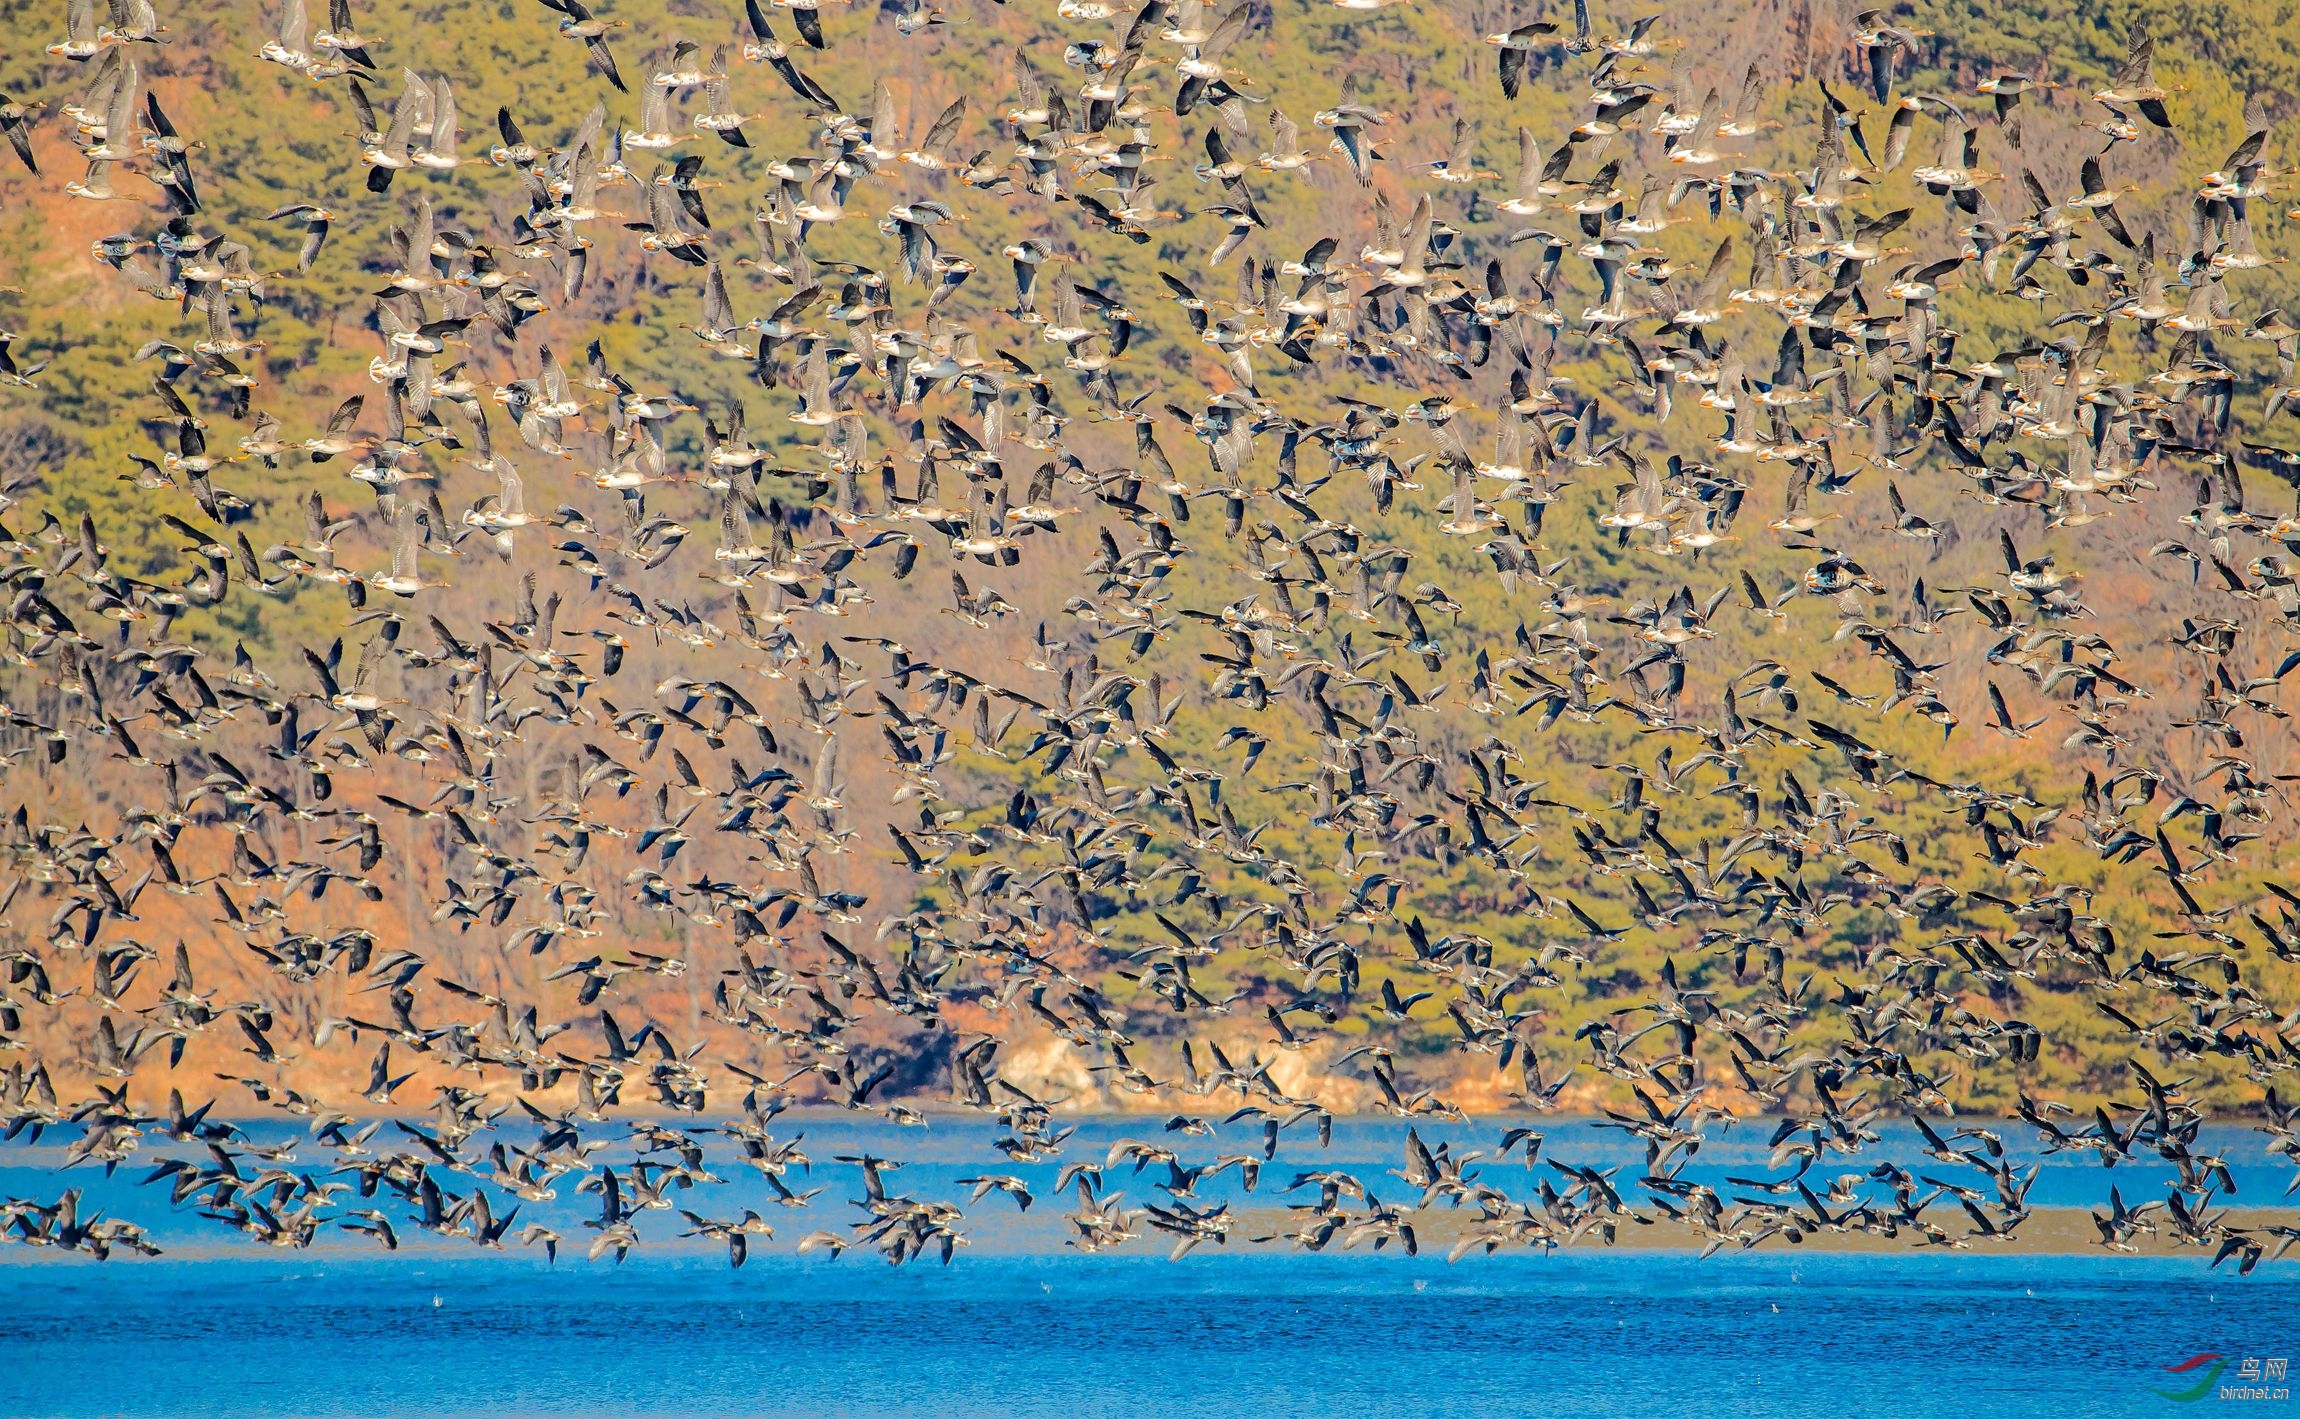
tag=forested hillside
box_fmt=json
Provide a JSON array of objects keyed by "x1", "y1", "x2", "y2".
[{"x1": 0, "y1": 0, "x2": 2297, "y2": 1156}]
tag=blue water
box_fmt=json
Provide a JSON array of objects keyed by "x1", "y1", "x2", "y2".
[
  {"x1": 8, "y1": 1114, "x2": 2300, "y2": 1415},
  {"x1": 4, "y1": 1249, "x2": 2298, "y2": 1417},
  {"x1": 3, "y1": 1113, "x2": 2292, "y2": 1257}
]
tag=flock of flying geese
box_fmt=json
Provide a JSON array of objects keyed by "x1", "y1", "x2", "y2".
[{"x1": 2, "y1": 0, "x2": 2300, "y2": 1274}]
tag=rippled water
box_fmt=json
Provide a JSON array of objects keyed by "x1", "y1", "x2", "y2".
[
  {"x1": 5, "y1": 1249, "x2": 2300, "y2": 1417},
  {"x1": 6, "y1": 1114, "x2": 2300, "y2": 1415}
]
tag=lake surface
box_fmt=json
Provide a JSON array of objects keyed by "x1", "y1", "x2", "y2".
[
  {"x1": 5, "y1": 1249, "x2": 2300, "y2": 1417},
  {"x1": 2, "y1": 1112, "x2": 2294, "y2": 1255},
  {"x1": 7, "y1": 1114, "x2": 2300, "y2": 1416}
]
